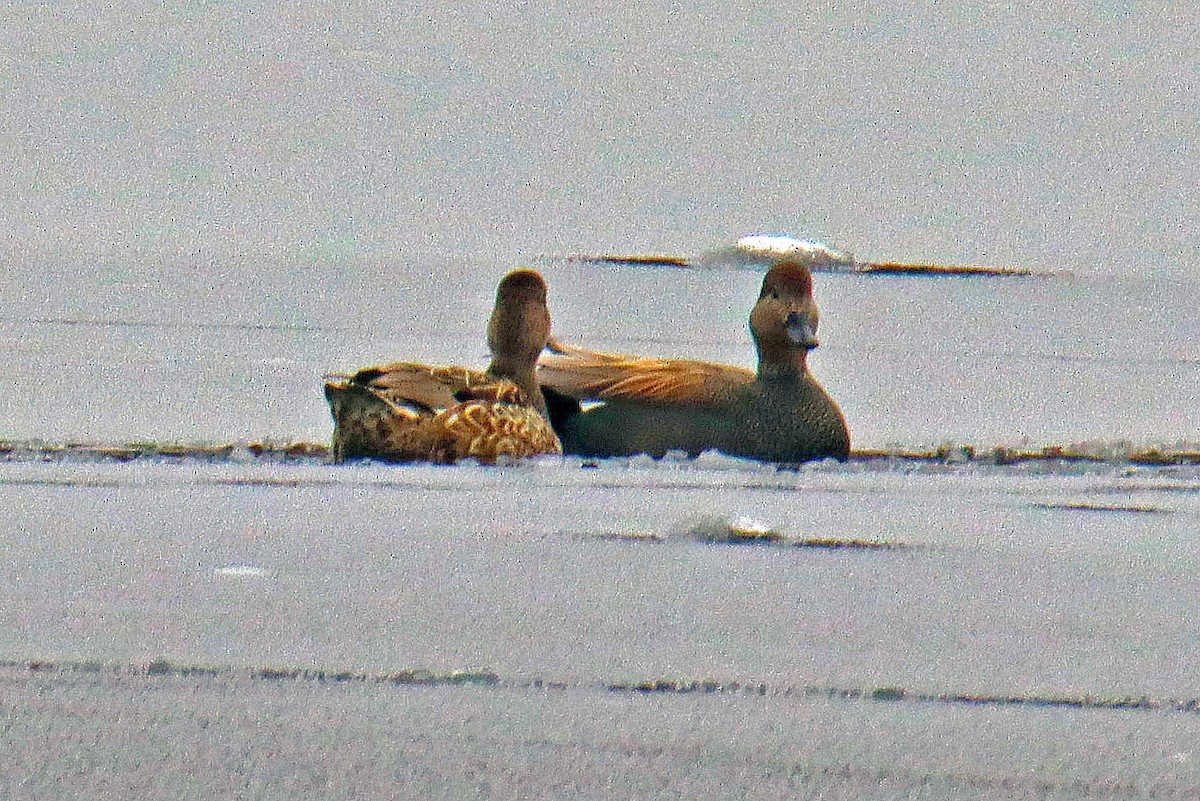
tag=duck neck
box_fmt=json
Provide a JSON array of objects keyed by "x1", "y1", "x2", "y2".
[
  {"x1": 487, "y1": 357, "x2": 546, "y2": 414},
  {"x1": 756, "y1": 347, "x2": 810, "y2": 383}
]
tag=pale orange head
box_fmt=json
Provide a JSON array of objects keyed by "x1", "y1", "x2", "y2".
[{"x1": 750, "y1": 259, "x2": 821, "y2": 372}]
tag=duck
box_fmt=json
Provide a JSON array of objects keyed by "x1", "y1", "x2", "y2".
[
  {"x1": 537, "y1": 259, "x2": 850, "y2": 464},
  {"x1": 323, "y1": 268, "x2": 563, "y2": 464}
]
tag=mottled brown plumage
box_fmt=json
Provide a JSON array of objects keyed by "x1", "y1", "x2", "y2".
[
  {"x1": 538, "y1": 259, "x2": 850, "y2": 464},
  {"x1": 323, "y1": 269, "x2": 562, "y2": 464}
]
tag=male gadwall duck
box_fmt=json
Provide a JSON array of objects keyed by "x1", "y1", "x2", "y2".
[
  {"x1": 324, "y1": 269, "x2": 562, "y2": 464},
  {"x1": 538, "y1": 259, "x2": 850, "y2": 464}
]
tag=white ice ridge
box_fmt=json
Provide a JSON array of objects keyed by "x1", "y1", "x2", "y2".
[
  {"x1": 692, "y1": 235, "x2": 857, "y2": 271},
  {"x1": 735, "y1": 235, "x2": 854, "y2": 263}
]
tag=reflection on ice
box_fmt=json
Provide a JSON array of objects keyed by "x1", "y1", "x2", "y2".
[
  {"x1": 212, "y1": 565, "x2": 269, "y2": 578},
  {"x1": 593, "y1": 515, "x2": 912, "y2": 552}
]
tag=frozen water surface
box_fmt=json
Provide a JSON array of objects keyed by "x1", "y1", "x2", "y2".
[
  {"x1": 3, "y1": 452, "x2": 1200, "y2": 798},
  {"x1": 3, "y1": 259, "x2": 1200, "y2": 798}
]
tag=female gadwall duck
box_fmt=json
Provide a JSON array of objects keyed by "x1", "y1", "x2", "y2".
[
  {"x1": 323, "y1": 269, "x2": 562, "y2": 464},
  {"x1": 538, "y1": 259, "x2": 850, "y2": 464}
]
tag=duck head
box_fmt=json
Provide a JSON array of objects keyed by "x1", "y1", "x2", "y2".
[
  {"x1": 749, "y1": 259, "x2": 821, "y2": 376},
  {"x1": 486, "y1": 268, "x2": 552, "y2": 410}
]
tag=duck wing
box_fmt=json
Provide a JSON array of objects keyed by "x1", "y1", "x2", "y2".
[
  {"x1": 324, "y1": 362, "x2": 492, "y2": 410},
  {"x1": 538, "y1": 341, "x2": 754, "y2": 407}
]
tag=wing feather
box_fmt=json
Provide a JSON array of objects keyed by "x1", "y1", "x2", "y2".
[
  {"x1": 538, "y1": 343, "x2": 754, "y2": 407},
  {"x1": 331, "y1": 362, "x2": 493, "y2": 410}
]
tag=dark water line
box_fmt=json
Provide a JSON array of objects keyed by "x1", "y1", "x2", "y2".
[
  {"x1": 0, "y1": 440, "x2": 329, "y2": 463},
  {"x1": 850, "y1": 444, "x2": 1200, "y2": 467},
  {"x1": 1033, "y1": 502, "x2": 1174, "y2": 515},
  {"x1": 0, "y1": 315, "x2": 335, "y2": 333},
  {"x1": 5, "y1": 657, "x2": 1198, "y2": 719},
  {"x1": 0, "y1": 315, "x2": 470, "y2": 338},
  {"x1": 2, "y1": 439, "x2": 1199, "y2": 468},
  {"x1": 557, "y1": 254, "x2": 1049, "y2": 277}
]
